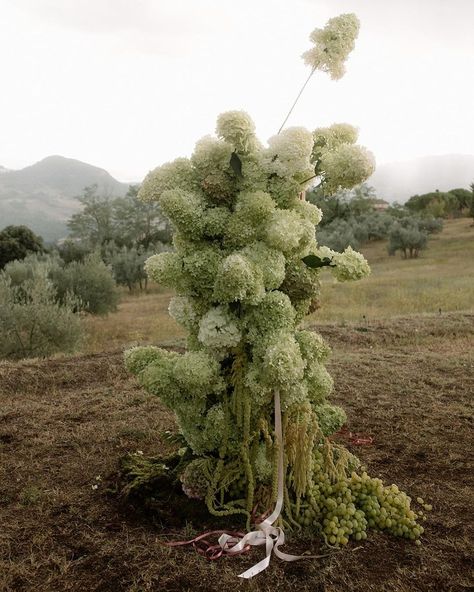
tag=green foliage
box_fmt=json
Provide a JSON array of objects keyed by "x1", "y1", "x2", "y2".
[
  {"x1": 67, "y1": 185, "x2": 115, "y2": 247},
  {"x1": 104, "y1": 243, "x2": 165, "y2": 291},
  {"x1": 388, "y1": 220, "x2": 428, "y2": 258},
  {"x1": 112, "y1": 185, "x2": 172, "y2": 248},
  {"x1": 3, "y1": 253, "x2": 59, "y2": 287},
  {"x1": 308, "y1": 184, "x2": 443, "y2": 256},
  {"x1": 67, "y1": 184, "x2": 172, "y2": 250},
  {"x1": 470, "y1": 183, "x2": 474, "y2": 221},
  {"x1": 56, "y1": 239, "x2": 90, "y2": 263},
  {"x1": 406, "y1": 188, "x2": 472, "y2": 219},
  {"x1": 51, "y1": 254, "x2": 119, "y2": 315},
  {"x1": 0, "y1": 269, "x2": 82, "y2": 359},
  {"x1": 0, "y1": 225, "x2": 45, "y2": 270}
]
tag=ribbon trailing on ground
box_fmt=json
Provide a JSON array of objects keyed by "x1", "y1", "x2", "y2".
[
  {"x1": 162, "y1": 529, "x2": 251, "y2": 560},
  {"x1": 334, "y1": 426, "x2": 374, "y2": 446},
  {"x1": 218, "y1": 389, "x2": 330, "y2": 579},
  {"x1": 161, "y1": 389, "x2": 330, "y2": 578}
]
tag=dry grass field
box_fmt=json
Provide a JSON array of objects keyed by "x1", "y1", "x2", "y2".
[
  {"x1": 1, "y1": 314, "x2": 473, "y2": 592},
  {"x1": 1, "y1": 218, "x2": 473, "y2": 591},
  {"x1": 82, "y1": 218, "x2": 474, "y2": 353}
]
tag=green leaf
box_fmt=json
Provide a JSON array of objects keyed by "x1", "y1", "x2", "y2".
[
  {"x1": 230, "y1": 151, "x2": 243, "y2": 178},
  {"x1": 302, "y1": 254, "x2": 333, "y2": 268}
]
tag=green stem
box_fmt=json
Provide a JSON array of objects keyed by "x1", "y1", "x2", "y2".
[{"x1": 277, "y1": 68, "x2": 316, "y2": 134}]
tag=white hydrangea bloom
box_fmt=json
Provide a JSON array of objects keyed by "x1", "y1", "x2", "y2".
[
  {"x1": 168, "y1": 296, "x2": 198, "y2": 329},
  {"x1": 320, "y1": 144, "x2": 375, "y2": 194},
  {"x1": 314, "y1": 244, "x2": 370, "y2": 282},
  {"x1": 314, "y1": 245, "x2": 335, "y2": 261},
  {"x1": 265, "y1": 127, "x2": 314, "y2": 180},
  {"x1": 198, "y1": 306, "x2": 241, "y2": 349},
  {"x1": 331, "y1": 246, "x2": 371, "y2": 282},
  {"x1": 138, "y1": 158, "x2": 196, "y2": 202},
  {"x1": 261, "y1": 332, "x2": 306, "y2": 390},
  {"x1": 302, "y1": 13, "x2": 360, "y2": 80},
  {"x1": 145, "y1": 252, "x2": 186, "y2": 290},
  {"x1": 213, "y1": 253, "x2": 264, "y2": 304},
  {"x1": 192, "y1": 135, "x2": 234, "y2": 173},
  {"x1": 312, "y1": 123, "x2": 359, "y2": 162},
  {"x1": 291, "y1": 200, "x2": 323, "y2": 225},
  {"x1": 216, "y1": 110, "x2": 258, "y2": 153},
  {"x1": 265, "y1": 210, "x2": 314, "y2": 255}
]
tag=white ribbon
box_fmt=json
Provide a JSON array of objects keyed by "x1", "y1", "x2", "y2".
[{"x1": 218, "y1": 389, "x2": 313, "y2": 579}]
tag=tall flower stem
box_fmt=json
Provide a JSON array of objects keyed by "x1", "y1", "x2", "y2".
[{"x1": 277, "y1": 68, "x2": 316, "y2": 134}]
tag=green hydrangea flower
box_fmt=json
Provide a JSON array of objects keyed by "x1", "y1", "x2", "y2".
[
  {"x1": 145, "y1": 252, "x2": 187, "y2": 291},
  {"x1": 138, "y1": 158, "x2": 197, "y2": 202},
  {"x1": 216, "y1": 110, "x2": 259, "y2": 154},
  {"x1": 160, "y1": 189, "x2": 206, "y2": 238},
  {"x1": 225, "y1": 190, "x2": 275, "y2": 248},
  {"x1": 174, "y1": 351, "x2": 225, "y2": 399},
  {"x1": 314, "y1": 403, "x2": 347, "y2": 436},
  {"x1": 240, "y1": 242, "x2": 286, "y2": 290},
  {"x1": 304, "y1": 362, "x2": 334, "y2": 404},
  {"x1": 320, "y1": 144, "x2": 375, "y2": 195},
  {"x1": 296, "y1": 330, "x2": 331, "y2": 364},
  {"x1": 265, "y1": 209, "x2": 314, "y2": 255},
  {"x1": 245, "y1": 291, "x2": 295, "y2": 344},
  {"x1": 198, "y1": 305, "x2": 242, "y2": 350},
  {"x1": 213, "y1": 253, "x2": 265, "y2": 304},
  {"x1": 302, "y1": 13, "x2": 360, "y2": 80}
]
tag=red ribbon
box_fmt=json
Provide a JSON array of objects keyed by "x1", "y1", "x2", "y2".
[
  {"x1": 160, "y1": 530, "x2": 251, "y2": 561},
  {"x1": 334, "y1": 426, "x2": 374, "y2": 446}
]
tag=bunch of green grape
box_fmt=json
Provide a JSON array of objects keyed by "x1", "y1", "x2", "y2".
[{"x1": 295, "y1": 452, "x2": 425, "y2": 546}]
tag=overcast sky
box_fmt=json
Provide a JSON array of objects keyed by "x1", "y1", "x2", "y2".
[{"x1": 1, "y1": 0, "x2": 473, "y2": 181}]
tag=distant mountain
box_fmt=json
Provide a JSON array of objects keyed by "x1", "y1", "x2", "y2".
[
  {"x1": 0, "y1": 156, "x2": 128, "y2": 241},
  {"x1": 369, "y1": 154, "x2": 474, "y2": 203},
  {"x1": 0, "y1": 165, "x2": 10, "y2": 175}
]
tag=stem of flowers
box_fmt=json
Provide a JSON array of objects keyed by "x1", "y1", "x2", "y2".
[{"x1": 277, "y1": 68, "x2": 316, "y2": 134}]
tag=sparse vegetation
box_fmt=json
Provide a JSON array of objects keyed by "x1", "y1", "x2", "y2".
[
  {"x1": 51, "y1": 254, "x2": 119, "y2": 315},
  {"x1": 80, "y1": 219, "x2": 474, "y2": 352},
  {"x1": 0, "y1": 268, "x2": 82, "y2": 359}
]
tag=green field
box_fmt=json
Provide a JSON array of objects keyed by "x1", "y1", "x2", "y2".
[{"x1": 83, "y1": 218, "x2": 474, "y2": 353}]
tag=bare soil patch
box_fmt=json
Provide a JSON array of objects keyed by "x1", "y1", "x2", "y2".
[{"x1": 1, "y1": 313, "x2": 473, "y2": 592}]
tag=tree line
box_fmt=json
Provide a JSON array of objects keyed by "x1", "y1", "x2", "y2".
[{"x1": 1, "y1": 180, "x2": 473, "y2": 359}]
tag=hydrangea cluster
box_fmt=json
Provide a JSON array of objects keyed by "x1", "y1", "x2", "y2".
[
  {"x1": 125, "y1": 101, "x2": 423, "y2": 543},
  {"x1": 312, "y1": 123, "x2": 376, "y2": 195},
  {"x1": 302, "y1": 13, "x2": 360, "y2": 80},
  {"x1": 125, "y1": 107, "x2": 374, "y2": 513}
]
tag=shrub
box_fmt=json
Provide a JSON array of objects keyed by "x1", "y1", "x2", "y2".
[
  {"x1": 104, "y1": 242, "x2": 170, "y2": 291},
  {"x1": 51, "y1": 254, "x2": 119, "y2": 315},
  {"x1": 0, "y1": 225, "x2": 45, "y2": 270},
  {"x1": 0, "y1": 271, "x2": 82, "y2": 359},
  {"x1": 56, "y1": 239, "x2": 91, "y2": 264},
  {"x1": 388, "y1": 224, "x2": 428, "y2": 258},
  {"x1": 3, "y1": 253, "x2": 58, "y2": 287}
]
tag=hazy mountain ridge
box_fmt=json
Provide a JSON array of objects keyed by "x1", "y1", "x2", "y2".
[
  {"x1": 0, "y1": 156, "x2": 128, "y2": 241},
  {"x1": 1, "y1": 153, "x2": 473, "y2": 242},
  {"x1": 369, "y1": 154, "x2": 474, "y2": 203}
]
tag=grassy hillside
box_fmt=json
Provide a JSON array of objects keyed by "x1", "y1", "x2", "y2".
[
  {"x1": 82, "y1": 218, "x2": 474, "y2": 353},
  {"x1": 1, "y1": 314, "x2": 472, "y2": 591}
]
